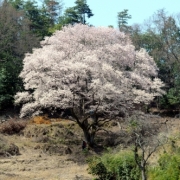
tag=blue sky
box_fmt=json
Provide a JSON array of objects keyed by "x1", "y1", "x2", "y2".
[{"x1": 63, "y1": 0, "x2": 180, "y2": 28}]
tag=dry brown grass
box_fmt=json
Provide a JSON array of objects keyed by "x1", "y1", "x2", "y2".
[
  {"x1": 0, "y1": 121, "x2": 93, "y2": 180},
  {"x1": 30, "y1": 115, "x2": 51, "y2": 124},
  {"x1": 0, "y1": 119, "x2": 27, "y2": 135},
  {"x1": 1, "y1": 116, "x2": 180, "y2": 179}
]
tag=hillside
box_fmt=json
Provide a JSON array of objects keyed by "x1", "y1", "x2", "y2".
[
  {"x1": 0, "y1": 116, "x2": 179, "y2": 180},
  {"x1": 0, "y1": 119, "x2": 94, "y2": 180}
]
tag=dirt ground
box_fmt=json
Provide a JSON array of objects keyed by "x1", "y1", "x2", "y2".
[
  {"x1": 0, "y1": 120, "x2": 94, "y2": 180},
  {"x1": 0, "y1": 116, "x2": 180, "y2": 180},
  {"x1": 0, "y1": 143, "x2": 92, "y2": 180}
]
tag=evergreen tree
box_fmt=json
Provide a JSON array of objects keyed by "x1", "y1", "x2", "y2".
[
  {"x1": 117, "y1": 9, "x2": 131, "y2": 32},
  {"x1": 0, "y1": 0, "x2": 40, "y2": 110},
  {"x1": 9, "y1": 0, "x2": 55, "y2": 39},
  {"x1": 74, "y1": 0, "x2": 93, "y2": 24},
  {"x1": 60, "y1": 0, "x2": 93, "y2": 25},
  {"x1": 43, "y1": 0, "x2": 63, "y2": 25}
]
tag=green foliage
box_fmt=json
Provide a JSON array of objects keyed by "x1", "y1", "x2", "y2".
[
  {"x1": 149, "y1": 153, "x2": 180, "y2": 180},
  {"x1": 9, "y1": 0, "x2": 54, "y2": 39},
  {"x1": 0, "y1": 0, "x2": 40, "y2": 110},
  {"x1": 117, "y1": 9, "x2": 131, "y2": 32},
  {"x1": 63, "y1": 7, "x2": 80, "y2": 25},
  {"x1": 131, "y1": 10, "x2": 180, "y2": 110},
  {"x1": 167, "y1": 88, "x2": 180, "y2": 106},
  {"x1": 0, "y1": 62, "x2": 22, "y2": 109},
  {"x1": 24, "y1": 0, "x2": 52, "y2": 38},
  {"x1": 48, "y1": 22, "x2": 63, "y2": 34},
  {"x1": 118, "y1": 9, "x2": 131, "y2": 25},
  {"x1": 74, "y1": 0, "x2": 93, "y2": 24},
  {"x1": 60, "y1": 0, "x2": 93, "y2": 26},
  {"x1": 43, "y1": 0, "x2": 62, "y2": 25},
  {"x1": 88, "y1": 151, "x2": 140, "y2": 180}
]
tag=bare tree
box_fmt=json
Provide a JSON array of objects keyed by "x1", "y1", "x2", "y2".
[{"x1": 128, "y1": 115, "x2": 168, "y2": 180}]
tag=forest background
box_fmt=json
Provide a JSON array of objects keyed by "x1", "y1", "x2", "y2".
[{"x1": 0, "y1": 0, "x2": 180, "y2": 116}]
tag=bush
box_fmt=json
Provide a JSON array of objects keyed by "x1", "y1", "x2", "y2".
[
  {"x1": 0, "y1": 119, "x2": 27, "y2": 135},
  {"x1": 149, "y1": 153, "x2": 180, "y2": 180},
  {"x1": 88, "y1": 151, "x2": 140, "y2": 180}
]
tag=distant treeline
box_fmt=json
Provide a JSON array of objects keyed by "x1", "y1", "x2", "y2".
[{"x1": 0, "y1": 0, "x2": 180, "y2": 114}]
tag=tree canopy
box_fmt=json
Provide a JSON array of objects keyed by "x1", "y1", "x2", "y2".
[{"x1": 15, "y1": 24, "x2": 164, "y2": 146}]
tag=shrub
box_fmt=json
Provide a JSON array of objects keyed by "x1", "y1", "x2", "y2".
[
  {"x1": 88, "y1": 151, "x2": 140, "y2": 180},
  {"x1": 0, "y1": 119, "x2": 27, "y2": 135},
  {"x1": 149, "y1": 153, "x2": 180, "y2": 180}
]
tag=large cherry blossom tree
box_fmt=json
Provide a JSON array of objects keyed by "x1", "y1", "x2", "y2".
[{"x1": 15, "y1": 24, "x2": 164, "y2": 146}]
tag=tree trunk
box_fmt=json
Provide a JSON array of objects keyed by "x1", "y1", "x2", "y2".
[
  {"x1": 82, "y1": 128, "x2": 95, "y2": 147},
  {"x1": 72, "y1": 112, "x2": 97, "y2": 148},
  {"x1": 141, "y1": 163, "x2": 147, "y2": 180},
  {"x1": 141, "y1": 169, "x2": 147, "y2": 180}
]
